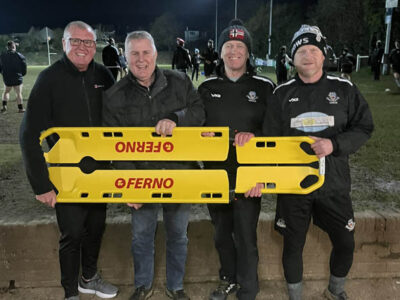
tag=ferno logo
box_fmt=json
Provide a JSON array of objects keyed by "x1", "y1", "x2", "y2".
[
  {"x1": 115, "y1": 177, "x2": 174, "y2": 189},
  {"x1": 115, "y1": 141, "x2": 174, "y2": 153}
]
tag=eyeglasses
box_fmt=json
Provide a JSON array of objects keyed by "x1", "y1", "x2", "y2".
[{"x1": 69, "y1": 38, "x2": 96, "y2": 48}]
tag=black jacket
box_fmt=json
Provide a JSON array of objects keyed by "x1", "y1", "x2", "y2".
[
  {"x1": 20, "y1": 54, "x2": 115, "y2": 195},
  {"x1": 263, "y1": 73, "x2": 374, "y2": 194},
  {"x1": 0, "y1": 50, "x2": 27, "y2": 86},
  {"x1": 103, "y1": 67, "x2": 205, "y2": 169},
  {"x1": 102, "y1": 44, "x2": 120, "y2": 67},
  {"x1": 199, "y1": 72, "x2": 275, "y2": 178},
  {"x1": 172, "y1": 46, "x2": 192, "y2": 70}
]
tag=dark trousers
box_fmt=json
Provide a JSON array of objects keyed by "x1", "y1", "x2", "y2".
[
  {"x1": 208, "y1": 194, "x2": 261, "y2": 300},
  {"x1": 372, "y1": 63, "x2": 381, "y2": 80},
  {"x1": 191, "y1": 64, "x2": 199, "y2": 81},
  {"x1": 55, "y1": 203, "x2": 107, "y2": 298}
]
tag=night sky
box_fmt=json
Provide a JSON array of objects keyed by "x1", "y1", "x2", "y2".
[{"x1": 0, "y1": 0, "x2": 314, "y2": 35}]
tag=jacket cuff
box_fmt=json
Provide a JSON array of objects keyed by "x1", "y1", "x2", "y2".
[
  {"x1": 330, "y1": 137, "x2": 339, "y2": 156},
  {"x1": 166, "y1": 113, "x2": 179, "y2": 125}
]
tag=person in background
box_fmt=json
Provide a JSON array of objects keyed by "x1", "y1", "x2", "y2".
[
  {"x1": 389, "y1": 39, "x2": 400, "y2": 88},
  {"x1": 0, "y1": 40, "x2": 27, "y2": 113},
  {"x1": 338, "y1": 47, "x2": 356, "y2": 81},
  {"x1": 199, "y1": 19, "x2": 275, "y2": 300},
  {"x1": 191, "y1": 48, "x2": 201, "y2": 81},
  {"x1": 103, "y1": 30, "x2": 205, "y2": 300},
  {"x1": 202, "y1": 39, "x2": 218, "y2": 78},
  {"x1": 102, "y1": 37, "x2": 120, "y2": 80},
  {"x1": 275, "y1": 45, "x2": 291, "y2": 84},
  {"x1": 118, "y1": 47, "x2": 128, "y2": 78},
  {"x1": 172, "y1": 37, "x2": 192, "y2": 74},
  {"x1": 371, "y1": 40, "x2": 384, "y2": 80},
  {"x1": 249, "y1": 24, "x2": 374, "y2": 300},
  {"x1": 19, "y1": 21, "x2": 117, "y2": 300}
]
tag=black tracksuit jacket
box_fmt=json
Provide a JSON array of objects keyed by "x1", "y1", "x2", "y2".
[
  {"x1": 20, "y1": 54, "x2": 115, "y2": 195},
  {"x1": 198, "y1": 72, "x2": 275, "y2": 182},
  {"x1": 263, "y1": 73, "x2": 374, "y2": 195}
]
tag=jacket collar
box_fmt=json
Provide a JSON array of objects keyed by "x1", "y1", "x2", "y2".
[
  {"x1": 61, "y1": 53, "x2": 94, "y2": 74},
  {"x1": 127, "y1": 66, "x2": 167, "y2": 96}
]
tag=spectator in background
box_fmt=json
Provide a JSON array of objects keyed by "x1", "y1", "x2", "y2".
[
  {"x1": 371, "y1": 40, "x2": 384, "y2": 80},
  {"x1": 19, "y1": 20, "x2": 117, "y2": 300},
  {"x1": 102, "y1": 37, "x2": 120, "y2": 80},
  {"x1": 338, "y1": 47, "x2": 356, "y2": 81},
  {"x1": 0, "y1": 40, "x2": 27, "y2": 113},
  {"x1": 172, "y1": 37, "x2": 192, "y2": 74},
  {"x1": 202, "y1": 39, "x2": 218, "y2": 78},
  {"x1": 389, "y1": 39, "x2": 400, "y2": 88},
  {"x1": 191, "y1": 48, "x2": 201, "y2": 81},
  {"x1": 118, "y1": 47, "x2": 128, "y2": 78},
  {"x1": 275, "y1": 45, "x2": 291, "y2": 84}
]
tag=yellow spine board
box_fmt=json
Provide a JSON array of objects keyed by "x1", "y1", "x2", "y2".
[
  {"x1": 40, "y1": 127, "x2": 229, "y2": 163},
  {"x1": 236, "y1": 136, "x2": 318, "y2": 164},
  {"x1": 49, "y1": 167, "x2": 229, "y2": 203},
  {"x1": 235, "y1": 166, "x2": 325, "y2": 194}
]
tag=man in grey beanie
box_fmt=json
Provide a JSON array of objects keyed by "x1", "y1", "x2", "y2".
[{"x1": 249, "y1": 24, "x2": 374, "y2": 300}]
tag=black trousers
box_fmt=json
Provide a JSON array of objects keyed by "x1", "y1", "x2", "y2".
[
  {"x1": 192, "y1": 64, "x2": 199, "y2": 81},
  {"x1": 208, "y1": 194, "x2": 261, "y2": 300},
  {"x1": 55, "y1": 203, "x2": 107, "y2": 298}
]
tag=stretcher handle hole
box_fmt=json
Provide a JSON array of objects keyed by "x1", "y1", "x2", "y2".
[
  {"x1": 201, "y1": 193, "x2": 211, "y2": 198},
  {"x1": 300, "y1": 142, "x2": 314, "y2": 155},
  {"x1": 151, "y1": 132, "x2": 172, "y2": 137},
  {"x1": 212, "y1": 193, "x2": 222, "y2": 198},
  {"x1": 113, "y1": 193, "x2": 123, "y2": 198},
  {"x1": 103, "y1": 132, "x2": 124, "y2": 137},
  {"x1": 200, "y1": 131, "x2": 223, "y2": 137},
  {"x1": 102, "y1": 193, "x2": 112, "y2": 198},
  {"x1": 265, "y1": 182, "x2": 276, "y2": 189},
  {"x1": 256, "y1": 141, "x2": 276, "y2": 148},
  {"x1": 81, "y1": 193, "x2": 89, "y2": 198},
  {"x1": 300, "y1": 175, "x2": 319, "y2": 188},
  {"x1": 81, "y1": 132, "x2": 89, "y2": 137}
]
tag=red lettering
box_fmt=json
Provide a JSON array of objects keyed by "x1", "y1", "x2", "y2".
[
  {"x1": 145, "y1": 142, "x2": 153, "y2": 152},
  {"x1": 143, "y1": 178, "x2": 152, "y2": 188},
  {"x1": 126, "y1": 141, "x2": 135, "y2": 152},
  {"x1": 115, "y1": 178, "x2": 126, "y2": 188},
  {"x1": 152, "y1": 178, "x2": 162, "y2": 189},
  {"x1": 163, "y1": 178, "x2": 174, "y2": 188},
  {"x1": 135, "y1": 178, "x2": 144, "y2": 189},
  {"x1": 115, "y1": 142, "x2": 125, "y2": 153},
  {"x1": 153, "y1": 142, "x2": 161, "y2": 152},
  {"x1": 127, "y1": 178, "x2": 136, "y2": 188},
  {"x1": 163, "y1": 142, "x2": 174, "y2": 152},
  {"x1": 137, "y1": 142, "x2": 145, "y2": 152}
]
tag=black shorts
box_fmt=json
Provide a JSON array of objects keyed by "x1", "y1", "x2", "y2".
[{"x1": 274, "y1": 192, "x2": 355, "y2": 238}]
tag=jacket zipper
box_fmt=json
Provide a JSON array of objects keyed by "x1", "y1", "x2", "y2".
[{"x1": 82, "y1": 76, "x2": 92, "y2": 125}]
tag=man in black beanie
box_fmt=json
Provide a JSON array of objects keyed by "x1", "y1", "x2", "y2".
[
  {"x1": 199, "y1": 19, "x2": 275, "y2": 300},
  {"x1": 248, "y1": 24, "x2": 374, "y2": 300}
]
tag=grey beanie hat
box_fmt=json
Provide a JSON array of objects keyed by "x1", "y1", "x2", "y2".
[{"x1": 289, "y1": 24, "x2": 327, "y2": 58}]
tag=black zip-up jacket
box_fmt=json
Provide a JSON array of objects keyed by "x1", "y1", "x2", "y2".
[
  {"x1": 20, "y1": 54, "x2": 115, "y2": 195},
  {"x1": 263, "y1": 73, "x2": 374, "y2": 194},
  {"x1": 198, "y1": 72, "x2": 275, "y2": 179},
  {"x1": 0, "y1": 50, "x2": 27, "y2": 86},
  {"x1": 172, "y1": 46, "x2": 192, "y2": 70},
  {"x1": 102, "y1": 67, "x2": 205, "y2": 169}
]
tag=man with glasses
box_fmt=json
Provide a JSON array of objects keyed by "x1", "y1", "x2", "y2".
[{"x1": 20, "y1": 21, "x2": 117, "y2": 300}]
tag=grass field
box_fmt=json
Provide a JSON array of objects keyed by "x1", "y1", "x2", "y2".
[{"x1": 0, "y1": 64, "x2": 399, "y2": 215}]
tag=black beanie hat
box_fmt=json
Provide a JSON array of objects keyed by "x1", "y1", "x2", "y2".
[
  {"x1": 289, "y1": 25, "x2": 327, "y2": 58},
  {"x1": 218, "y1": 19, "x2": 252, "y2": 57}
]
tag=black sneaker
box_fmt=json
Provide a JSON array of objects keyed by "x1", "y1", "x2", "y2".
[
  {"x1": 166, "y1": 288, "x2": 190, "y2": 300},
  {"x1": 209, "y1": 279, "x2": 239, "y2": 300},
  {"x1": 78, "y1": 273, "x2": 118, "y2": 298},
  {"x1": 0, "y1": 106, "x2": 6, "y2": 113},
  {"x1": 130, "y1": 286, "x2": 153, "y2": 300},
  {"x1": 324, "y1": 288, "x2": 348, "y2": 300}
]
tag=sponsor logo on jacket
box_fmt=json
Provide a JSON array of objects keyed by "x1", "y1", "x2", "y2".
[
  {"x1": 246, "y1": 91, "x2": 258, "y2": 102},
  {"x1": 211, "y1": 93, "x2": 221, "y2": 99},
  {"x1": 345, "y1": 218, "x2": 355, "y2": 231},
  {"x1": 288, "y1": 97, "x2": 299, "y2": 103}
]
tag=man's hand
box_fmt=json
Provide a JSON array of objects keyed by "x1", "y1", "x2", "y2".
[
  {"x1": 201, "y1": 132, "x2": 215, "y2": 137},
  {"x1": 309, "y1": 136, "x2": 333, "y2": 158},
  {"x1": 155, "y1": 119, "x2": 176, "y2": 137},
  {"x1": 234, "y1": 132, "x2": 255, "y2": 147},
  {"x1": 127, "y1": 203, "x2": 143, "y2": 210},
  {"x1": 245, "y1": 183, "x2": 265, "y2": 198},
  {"x1": 36, "y1": 190, "x2": 57, "y2": 208}
]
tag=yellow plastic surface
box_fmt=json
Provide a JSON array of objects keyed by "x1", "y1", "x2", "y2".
[
  {"x1": 235, "y1": 164, "x2": 325, "y2": 194},
  {"x1": 40, "y1": 127, "x2": 229, "y2": 163},
  {"x1": 49, "y1": 167, "x2": 229, "y2": 203},
  {"x1": 236, "y1": 136, "x2": 318, "y2": 164}
]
